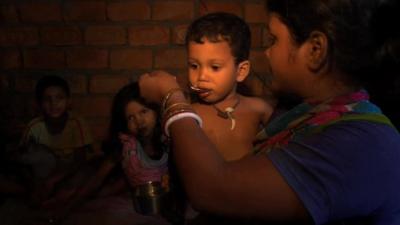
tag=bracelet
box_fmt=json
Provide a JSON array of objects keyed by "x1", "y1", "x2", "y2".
[
  {"x1": 161, "y1": 88, "x2": 183, "y2": 112},
  {"x1": 164, "y1": 112, "x2": 203, "y2": 137},
  {"x1": 162, "y1": 108, "x2": 195, "y2": 127},
  {"x1": 162, "y1": 102, "x2": 191, "y2": 115}
]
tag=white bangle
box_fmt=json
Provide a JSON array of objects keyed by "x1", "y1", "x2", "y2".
[{"x1": 164, "y1": 112, "x2": 203, "y2": 137}]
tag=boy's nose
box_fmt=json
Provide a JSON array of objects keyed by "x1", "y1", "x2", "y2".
[{"x1": 198, "y1": 68, "x2": 208, "y2": 81}]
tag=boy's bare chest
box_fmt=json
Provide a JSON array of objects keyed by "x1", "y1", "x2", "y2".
[{"x1": 195, "y1": 105, "x2": 261, "y2": 160}]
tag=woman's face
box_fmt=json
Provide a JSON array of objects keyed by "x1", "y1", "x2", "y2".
[
  {"x1": 125, "y1": 101, "x2": 157, "y2": 139},
  {"x1": 264, "y1": 14, "x2": 308, "y2": 95}
]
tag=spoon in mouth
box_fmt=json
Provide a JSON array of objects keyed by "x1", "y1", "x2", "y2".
[{"x1": 189, "y1": 85, "x2": 208, "y2": 93}]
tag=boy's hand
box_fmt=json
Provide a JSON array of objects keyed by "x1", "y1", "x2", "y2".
[{"x1": 139, "y1": 70, "x2": 181, "y2": 104}]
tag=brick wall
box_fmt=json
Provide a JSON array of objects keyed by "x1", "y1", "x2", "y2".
[{"x1": 0, "y1": 0, "x2": 270, "y2": 144}]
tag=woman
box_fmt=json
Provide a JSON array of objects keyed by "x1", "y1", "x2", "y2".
[{"x1": 139, "y1": 0, "x2": 400, "y2": 224}]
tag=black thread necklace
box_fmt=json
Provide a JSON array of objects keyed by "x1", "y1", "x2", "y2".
[{"x1": 212, "y1": 96, "x2": 240, "y2": 130}]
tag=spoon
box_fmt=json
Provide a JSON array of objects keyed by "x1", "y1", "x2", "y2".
[{"x1": 189, "y1": 85, "x2": 208, "y2": 93}]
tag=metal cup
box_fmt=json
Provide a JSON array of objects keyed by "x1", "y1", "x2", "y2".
[{"x1": 132, "y1": 181, "x2": 168, "y2": 215}]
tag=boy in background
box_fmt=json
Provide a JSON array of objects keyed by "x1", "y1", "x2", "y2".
[{"x1": 18, "y1": 75, "x2": 94, "y2": 206}]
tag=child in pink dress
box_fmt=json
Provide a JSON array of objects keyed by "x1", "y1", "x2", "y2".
[{"x1": 107, "y1": 82, "x2": 169, "y2": 189}]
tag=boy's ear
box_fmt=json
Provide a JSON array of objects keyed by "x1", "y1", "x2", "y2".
[
  {"x1": 236, "y1": 60, "x2": 250, "y2": 82},
  {"x1": 306, "y1": 31, "x2": 328, "y2": 72}
]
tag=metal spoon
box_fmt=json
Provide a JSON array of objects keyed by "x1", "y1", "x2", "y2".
[{"x1": 189, "y1": 85, "x2": 208, "y2": 93}]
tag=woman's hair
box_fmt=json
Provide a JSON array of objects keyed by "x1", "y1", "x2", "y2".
[
  {"x1": 265, "y1": 0, "x2": 400, "y2": 126},
  {"x1": 103, "y1": 82, "x2": 163, "y2": 155},
  {"x1": 265, "y1": 0, "x2": 399, "y2": 87},
  {"x1": 185, "y1": 12, "x2": 251, "y2": 65}
]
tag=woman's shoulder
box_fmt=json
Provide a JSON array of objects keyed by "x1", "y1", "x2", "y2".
[{"x1": 312, "y1": 119, "x2": 400, "y2": 151}]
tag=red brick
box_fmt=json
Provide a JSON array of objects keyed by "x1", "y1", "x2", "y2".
[
  {"x1": 65, "y1": 74, "x2": 87, "y2": 94},
  {"x1": 89, "y1": 74, "x2": 130, "y2": 94},
  {"x1": 200, "y1": 1, "x2": 242, "y2": 16},
  {"x1": 245, "y1": 3, "x2": 268, "y2": 23},
  {"x1": 172, "y1": 24, "x2": 188, "y2": 45},
  {"x1": 0, "y1": 27, "x2": 39, "y2": 46},
  {"x1": 154, "y1": 48, "x2": 186, "y2": 69},
  {"x1": 23, "y1": 49, "x2": 65, "y2": 69},
  {"x1": 0, "y1": 4, "x2": 19, "y2": 23},
  {"x1": 66, "y1": 48, "x2": 108, "y2": 69},
  {"x1": 152, "y1": 1, "x2": 194, "y2": 21},
  {"x1": 73, "y1": 95, "x2": 112, "y2": 118},
  {"x1": 128, "y1": 25, "x2": 169, "y2": 46},
  {"x1": 65, "y1": 2, "x2": 106, "y2": 22},
  {"x1": 108, "y1": 1, "x2": 150, "y2": 21},
  {"x1": 250, "y1": 25, "x2": 262, "y2": 48},
  {"x1": 8, "y1": 94, "x2": 37, "y2": 118},
  {"x1": 0, "y1": 74, "x2": 10, "y2": 91},
  {"x1": 87, "y1": 118, "x2": 109, "y2": 142},
  {"x1": 0, "y1": 49, "x2": 21, "y2": 69},
  {"x1": 85, "y1": 26, "x2": 126, "y2": 45},
  {"x1": 14, "y1": 76, "x2": 36, "y2": 93},
  {"x1": 250, "y1": 50, "x2": 270, "y2": 73},
  {"x1": 19, "y1": 3, "x2": 62, "y2": 23},
  {"x1": 41, "y1": 26, "x2": 82, "y2": 46},
  {"x1": 110, "y1": 49, "x2": 152, "y2": 69}
]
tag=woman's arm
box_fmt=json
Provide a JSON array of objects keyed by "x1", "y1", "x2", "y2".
[{"x1": 139, "y1": 71, "x2": 309, "y2": 222}]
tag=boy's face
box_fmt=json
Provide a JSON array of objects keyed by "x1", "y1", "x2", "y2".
[
  {"x1": 41, "y1": 86, "x2": 69, "y2": 119},
  {"x1": 188, "y1": 38, "x2": 247, "y2": 103}
]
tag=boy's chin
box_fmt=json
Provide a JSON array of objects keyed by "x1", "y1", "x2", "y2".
[{"x1": 44, "y1": 112, "x2": 68, "y2": 120}]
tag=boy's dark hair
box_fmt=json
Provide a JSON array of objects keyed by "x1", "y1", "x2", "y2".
[
  {"x1": 185, "y1": 12, "x2": 251, "y2": 65},
  {"x1": 35, "y1": 75, "x2": 70, "y2": 103}
]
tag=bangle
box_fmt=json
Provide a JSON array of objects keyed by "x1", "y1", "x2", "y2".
[
  {"x1": 164, "y1": 112, "x2": 203, "y2": 137},
  {"x1": 162, "y1": 108, "x2": 195, "y2": 127},
  {"x1": 163, "y1": 102, "x2": 191, "y2": 115},
  {"x1": 161, "y1": 88, "x2": 183, "y2": 111}
]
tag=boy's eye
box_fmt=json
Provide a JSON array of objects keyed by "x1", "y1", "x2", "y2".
[
  {"x1": 211, "y1": 65, "x2": 220, "y2": 71},
  {"x1": 188, "y1": 63, "x2": 198, "y2": 70}
]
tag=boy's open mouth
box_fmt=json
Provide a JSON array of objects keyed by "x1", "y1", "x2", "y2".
[{"x1": 190, "y1": 85, "x2": 209, "y2": 93}]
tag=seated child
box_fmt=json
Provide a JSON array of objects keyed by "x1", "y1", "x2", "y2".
[
  {"x1": 17, "y1": 75, "x2": 94, "y2": 205},
  {"x1": 41, "y1": 82, "x2": 173, "y2": 224},
  {"x1": 103, "y1": 82, "x2": 172, "y2": 218},
  {"x1": 185, "y1": 12, "x2": 274, "y2": 161},
  {"x1": 105, "y1": 82, "x2": 169, "y2": 189}
]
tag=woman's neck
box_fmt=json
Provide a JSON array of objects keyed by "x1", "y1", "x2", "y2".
[{"x1": 302, "y1": 74, "x2": 358, "y2": 104}]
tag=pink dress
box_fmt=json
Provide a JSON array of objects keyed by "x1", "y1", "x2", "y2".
[{"x1": 119, "y1": 134, "x2": 168, "y2": 187}]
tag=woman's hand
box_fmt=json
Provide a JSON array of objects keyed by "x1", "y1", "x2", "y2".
[{"x1": 138, "y1": 70, "x2": 181, "y2": 104}]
